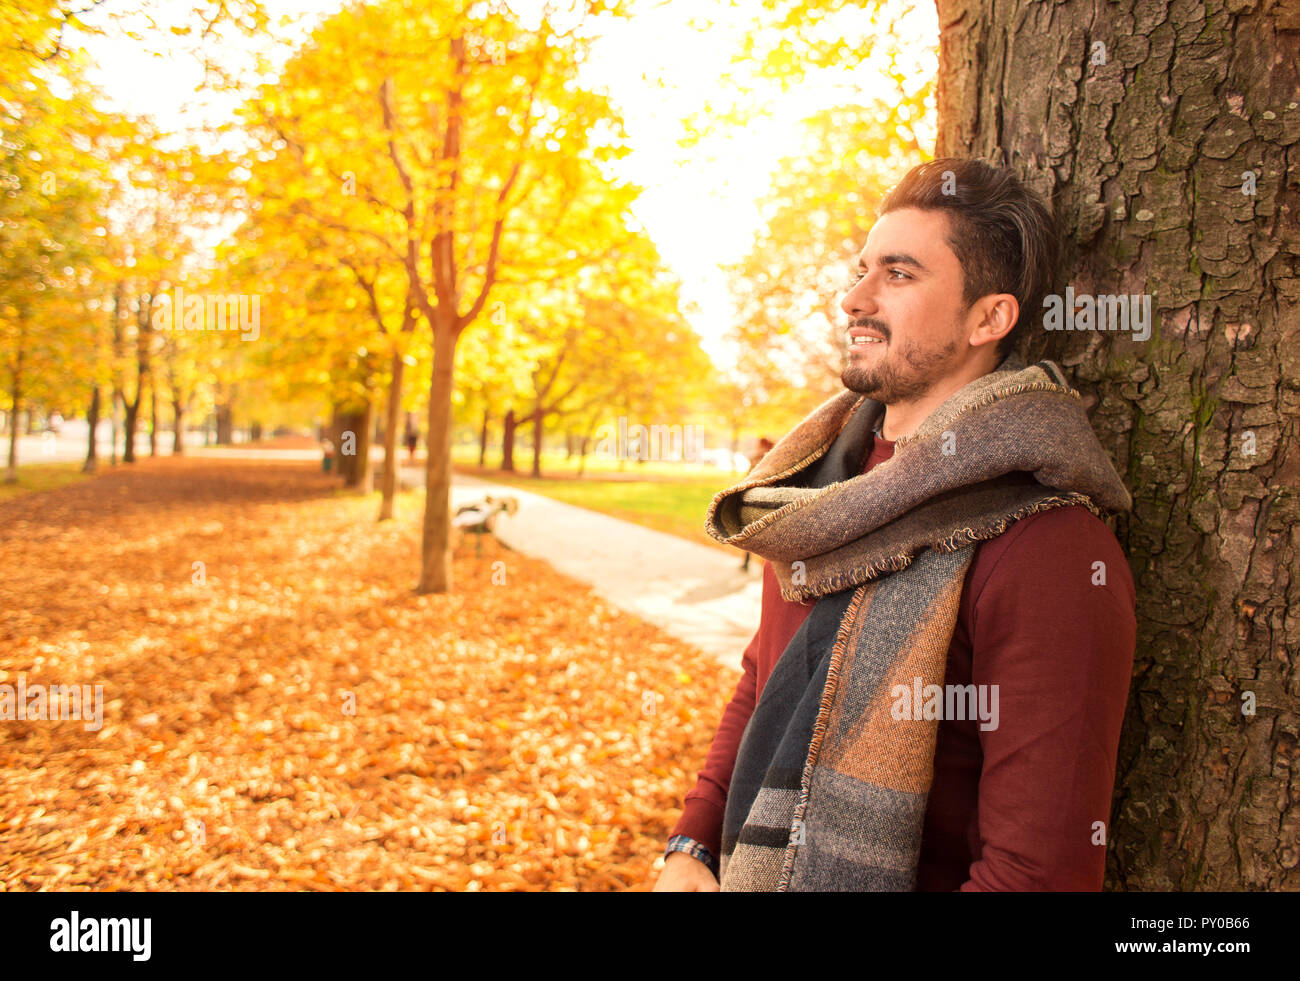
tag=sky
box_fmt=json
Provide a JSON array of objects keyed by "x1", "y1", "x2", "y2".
[{"x1": 73, "y1": 0, "x2": 938, "y2": 369}]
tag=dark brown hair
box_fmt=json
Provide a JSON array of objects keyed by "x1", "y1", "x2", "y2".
[{"x1": 877, "y1": 158, "x2": 1059, "y2": 360}]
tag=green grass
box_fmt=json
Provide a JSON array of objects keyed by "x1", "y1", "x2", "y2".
[
  {"x1": 452, "y1": 444, "x2": 748, "y2": 481},
  {"x1": 0, "y1": 461, "x2": 92, "y2": 501},
  {"x1": 451, "y1": 446, "x2": 747, "y2": 551}
]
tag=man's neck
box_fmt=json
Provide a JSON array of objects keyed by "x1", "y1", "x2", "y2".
[{"x1": 878, "y1": 360, "x2": 999, "y2": 441}]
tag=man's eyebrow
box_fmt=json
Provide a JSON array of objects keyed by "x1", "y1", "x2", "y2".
[{"x1": 857, "y1": 252, "x2": 929, "y2": 273}]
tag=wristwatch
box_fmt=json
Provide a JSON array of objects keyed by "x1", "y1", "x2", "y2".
[{"x1": 665, "y1": 834, "x2": 719, "y2": 876}]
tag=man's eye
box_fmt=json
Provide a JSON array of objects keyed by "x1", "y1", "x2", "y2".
[{"x1": 889, "y1": 269, "x2": 909, "y2": 280}]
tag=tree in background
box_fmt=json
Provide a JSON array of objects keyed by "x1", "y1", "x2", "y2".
[
  {"x1": 241, "y1": 0, "x2": 646, "y2": 593},
  {"x1": 0, "y1": 61, "x2": 107, "y2": 480}
]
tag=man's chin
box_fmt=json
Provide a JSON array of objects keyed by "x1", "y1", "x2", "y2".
[{"x1": 841, "y1": 368, "x2": 887, "y2": 399}]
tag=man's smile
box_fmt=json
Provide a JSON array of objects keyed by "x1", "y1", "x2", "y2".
[{"x1": 848, "y1": 321, "x2": 888, "y2": 348}]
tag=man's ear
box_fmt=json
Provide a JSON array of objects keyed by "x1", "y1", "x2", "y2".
[{"x1": 968, "y1": 293, "x2": 1019, "y2": 350}]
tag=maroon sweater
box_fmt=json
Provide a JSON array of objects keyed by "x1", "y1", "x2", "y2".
[{"x1": 671, "y1": 433, "x2": 1137, "y2": 890}]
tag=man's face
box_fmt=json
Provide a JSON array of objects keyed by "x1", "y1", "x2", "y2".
[{"x1": 839, "y1": 207, "x2": 980, "y2": 403}]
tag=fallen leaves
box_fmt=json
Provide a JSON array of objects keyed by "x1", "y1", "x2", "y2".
[{"x1": 0, "y1": 458, "x2": 737, "y2": 891}]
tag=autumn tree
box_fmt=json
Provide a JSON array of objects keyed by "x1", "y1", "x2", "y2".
[
  {"x1": 483, "y1": 219, "x2": 710, "y2": 477},
  {"x1": 0, "y1": 64, "x2": 106, "y2": 480},
  {"x1": 240, "y1": 0, "x2": 639, "y2": 592}
]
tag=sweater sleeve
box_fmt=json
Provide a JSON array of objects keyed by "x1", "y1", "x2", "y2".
[
  {"x1": 667, "y1": 618, "x2": 761, "y2": 861},
  {"x1": 957, "y1": 506, "x2": 1136, "y2": 891}
]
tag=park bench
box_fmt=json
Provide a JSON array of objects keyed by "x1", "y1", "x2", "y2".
[{"x1": 452, "y1": 495, "x2": 519, "y2": 556}]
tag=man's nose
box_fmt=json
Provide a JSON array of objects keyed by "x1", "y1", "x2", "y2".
[{"x1": 840, "y1": 275, "x2": 876, "y2": 318}]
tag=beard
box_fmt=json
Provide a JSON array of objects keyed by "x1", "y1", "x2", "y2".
[{"x1": 841, "y1": 319, "x2": 961, "y2": 403}]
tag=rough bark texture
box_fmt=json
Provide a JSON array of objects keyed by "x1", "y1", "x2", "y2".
[{"x1": 934, "y1": 0, "x2": 1299, "y2": 889}]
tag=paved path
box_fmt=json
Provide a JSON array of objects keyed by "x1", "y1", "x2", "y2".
[{"x1": 440, "y1": 471, "x2": 761, "y2": 673}]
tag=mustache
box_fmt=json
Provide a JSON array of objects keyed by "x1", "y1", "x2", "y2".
[{"x1": 848, "y1": 318, "x2": 889, "y2": 341}]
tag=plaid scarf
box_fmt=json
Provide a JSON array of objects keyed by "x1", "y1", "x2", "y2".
[{"x1": 706, "y1": 355, "x2": 1132, "y2": 891}]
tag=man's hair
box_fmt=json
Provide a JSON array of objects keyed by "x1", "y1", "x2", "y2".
[{"x1": 877, "y1": 158, "x2": 1059, "y2": 361}]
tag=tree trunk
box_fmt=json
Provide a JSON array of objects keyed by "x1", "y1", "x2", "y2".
[
  {"x1": 172, "y1": 397, "x2": 185, "y2": 455},
  {"x1": 215, "y1": 403, "x2": 233, "y2": 445},
  {"x1": 577, "y1": 433, "x2": 590, "y2": 479},
  {"x1": 4, "y1": 377, "x2": 18, "y2": 484},
  {"x1": 501, "y1": 407, "x2": 517, "y2": 473},
  {"x1": 123, "y1": 396, "x2": 139, "y2": 463},
  {"x1": 478, "y1": 405, "x2": 489, "y2": 467},
  {"x1": 379, "y1": 351, "x2": 405, "y2": 521},
  {"x1": 110, "y1": 281, "x2": 125, "y2": 467},
  {"x1": 335, "y1": 405, "x2": 372, "y2": 489},
  {"x1": 110, "y1": 387, "x2": 120, "y2": 466},
  {"x1": 84, "y1": 386, "x2": 99, "y2": 473},
  {"x1": 353, "y1": 402, "x2": 373, "y2": 489},
  {"x1": 531, "y1": 404, "x2": 543, "y2": 478},
  {"x1": 149, "y1": 375, "x2": 158, "y2": 457},
  {"x1": 418, "y1": 321, "x2": 458, "y2": 594},
  {"x1": 934, "y1": 0, "x2": 1300, "y2": 889}
]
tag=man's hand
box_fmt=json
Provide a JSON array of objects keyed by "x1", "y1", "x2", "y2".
[{"x1": 653, "y1": 852, "x2": 720, "y2": 892}]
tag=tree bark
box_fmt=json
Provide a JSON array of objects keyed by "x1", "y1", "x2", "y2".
[
  {"x1": 214, "y1": 403, "x2": 233, "y2": 445},
  {"x1": 122, "y1": 397, "x2": 139, "y2": 463},
  {"x1": 417, "y1": 320, "x2": 458, "y2": 594},
  {"x1": 4, "y1": 365, "x2": 19, "y2": 484},
  {"x1": 577, "y1": 433, "x2": 591, "y2": 478},
  {"x1": 934, "y1": 0, "x2": 1300, "y2": 889},
  {"x1": 379, "y1": 351, "x2": 405, "y2": 520},
  {"x1": 109, "y1": 387, "x2": 120, "y2": 465},
  {"x1": 350, "y1": 401, "x2": 373, "y2": 489},
  {"x1": 149, "y1": 375, "x2": 158, "y2": 457},
  {"x1": 171, "y1": 396, "x2": 184, "y2": 455},
  {"x1": 478, "y1": 405, "x2": 490, "y2": 467},
  {"x1": 501, "y1": 407, "x2": 517, "y2": 472},
  {"x1": 531, "y1": 404, "x2": 543, "y2": 478},
  {"x1": 123, "y1": 290, "x2": 156, "y2": 464},
  {"x1": 334, "y1": 405, "x2": 372, "y2": 488},
  {"x1": 84, "y1": 386, "x2": 99, "y2": 473}
]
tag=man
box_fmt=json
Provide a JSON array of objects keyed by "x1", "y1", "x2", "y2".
[
  {"x1": 655, "y1": 158, "x2": 1136, "y2": 891},
  {"x1": 404, "y1": 411, "x2": 420, "y2": 463}
]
